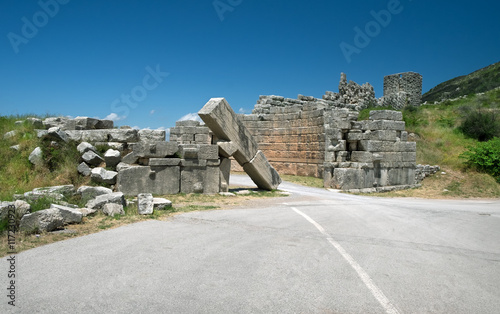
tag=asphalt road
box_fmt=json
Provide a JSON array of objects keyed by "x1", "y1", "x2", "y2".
[{"x1": 2, "y1": 174, "x2": 500, "y2": 313}]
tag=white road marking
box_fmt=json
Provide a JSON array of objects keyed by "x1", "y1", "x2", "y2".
[{"x1": 291, "y1": 206, "x2": 401, "y2": 314}]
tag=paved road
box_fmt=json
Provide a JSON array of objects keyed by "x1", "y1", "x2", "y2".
[{"x1": 2, "y1": 175, "x2": 500, "y2": 313}]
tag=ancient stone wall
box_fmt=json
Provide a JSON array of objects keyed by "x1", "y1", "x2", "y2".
[{"x1": 381, "y1": 72, "x2": 423, "y2": 109}]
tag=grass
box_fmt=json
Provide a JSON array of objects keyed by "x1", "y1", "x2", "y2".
[{"x1": 280, "y1": 174, "x2": 324, "y2": 188}]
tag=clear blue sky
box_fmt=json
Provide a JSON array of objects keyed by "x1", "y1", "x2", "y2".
[{"x1": 1, "y1": 0, "x2": 499, "y2": 130}]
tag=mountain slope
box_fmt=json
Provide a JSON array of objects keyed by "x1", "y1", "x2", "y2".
[{"x1": 422, "y1": 61, "x2": 500, "y2": 103}]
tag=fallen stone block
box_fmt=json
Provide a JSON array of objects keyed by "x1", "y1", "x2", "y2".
[
  {"x1": 138, "y1": 193, "x2": 154, "y2": 215},
  {"x1": 77, "y1": 142, "x2": 97, "y2": 154},
  {"x1": 77, "y1": 208, "x2": 97, "y2": 217},
  {"x1": 0, "y1": 200, "x2": 31, "y2": 221},
  {"x1": 153, "y1": 198, "x2": 172, "y2": 210},
  {"x1": 86, "y1": 192, "x2": 126, "y2": 210},
  {"x1": 47, "y1": 127, "x2": 69, "y2": 143},
  {"x1": 102, "y1": 203, "x2": 125, "y2": 216},
  {"x1": 19, "y1": 208, "x2": 64, "y2": 233},
  {"x1": 199, "y1": 98, "x2": 281, "y2": 190},
  {"x1": 50, "y1": 204, "x2": 83, "y2": 224},
  {"x1": 29, "y1": 147, "x2": 44, "y2": 166},
  {"x1": 91, "y1": 167, "x2": 118, "y2": 184},
  {"x1": 82, "y1": 151, "x2": 104, "y2": 166},
  {"x1": 77, "y1": 162, "x2": 92, "y2": 176},
  {"x1": 27, "y1": 117, "x2": 43, "y2": 128},
  {"x1": 242, "y1": 151, "x2": 282, "y2": 190},
  {"x1": 77, "y1": 186, "x2": 113, "y2": 201},
  {"x1": 104, "y1": 149, "x2": 121, "y2": 168}
]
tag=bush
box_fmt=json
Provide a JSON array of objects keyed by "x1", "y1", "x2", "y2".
[
  {"x1": 459, "y1": 110, "x2": 500, "y2": 141},
  {"x1": 460, "y1": 137, "x2": 500, "y2": 182}
]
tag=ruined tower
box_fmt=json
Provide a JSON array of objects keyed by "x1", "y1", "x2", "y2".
[{"x1": 382, "y1": 72, "x2": 422, "y2": 109}]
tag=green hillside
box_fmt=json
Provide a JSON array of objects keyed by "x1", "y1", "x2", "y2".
[{"x1": 422, "y1": 61, "x2": 500, "y2": 103}]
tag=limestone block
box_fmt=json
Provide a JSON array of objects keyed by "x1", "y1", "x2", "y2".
[
  {"x1": 400, "y1": 131, "x2": 408, "y2": 141},
  {"x1": 350, "y1": 151, "x2": 374, "y2": 163},
  {"x1": 117, "y1": 165, "x2": 180, "y2": 196},
  {"x1": 242, "y1": 151, "x2": 282, "y2": 190},
  {"x1": 77, "y1": 162, "x2": 92, "y2": 176},
  {"x1": 327, "y1": 140, "x2": 346, "y2": 152},
  {"x1": 333, "y1": 168, "x2": 375, "y2": 190},
  {"x1": 219, "y1": 158, "x2": 231, "y2": 192},
  {"x1": 204, "y1": 166, "x2": 221, "y2": 194},
  {"x1": 27, "y1": 117, "x2": 43, "y2": 128},
  {"x1": 180, "y1": 145, "x2": 199, "y2": 159},
  {"x1": 77, "y1": 142, "x2": 97, "y2": 154},
  {"x1": 102, "y1": 203, "x2": 125, "y2": 216},
  {"x1": 47, "y1": 127, "x2": 69, "y2": 143},
  {"x1": 138, "y1": 193, "x2": 154, "y2": 215},
  {"x1": 82, "y1": 151, "x2": 104, "y2": 166},
  {"x1": 86, "y1": 192, "x2": 126, "y2": 210},
  {"x1": 29, "y1": 147, "x2": 43, "y2": 166},
  {"x1": 364, "y1": 130, "x2": 398, "y2": 141},
  {"x1": 149, "y1": 158, "x2": 181, "y2": 167},
  {"x1": 393, "y1": 142, "x2": 416, "y2": 152},
  {"x1": 199, "y1": 145, "x2": 219, "y2": 160},
  {"x1": 19, "y1": 208, "x2": 64, "y2": 233},
  {"x1": 138, "y1": 129, "x2": 166, "y2": 142},
  {"x1": 108, "y1": 129, "x2": 139, "y2": 143},
  {"x1": 91, "y1": 167, "x2": 118, "y2": 184},
  {"x1": 77, "y1": 186, "x2": 113, "y2": 201},
  {"x1": 66, "y1": 130, "x2": 109, "y2": 142},
  {"x1": 358, "y1": 140, "x2": 395, "y2": 152},
  {"x1": 176, "y1": 120, "x2": 201, "y2": 127},
  {"x1": 153, "y1": 198, "x2": 172, "y2": 210},
  {"x1": 180, "y1": 159, "x2": 207, "y2": 167},
  {"x1": 50, "y1": 204, "x2": 83, "y2": 224},
  {"x1": 195, "y1": 133, "x2": 211, "y2": 144},
  {"x1": 369, "y1": 110, "x2": 403, "y2": 121},
  {"x1": 104, "y1": 149, "x2": 121, "y2": 168},
  {"x1": 181, "y1": 167, "x2": 206, "y2": 194},
  {"x1": 122, "y1": 152, "x2": 139, "y2": 165},
  {"x1": 198, "y1": 98, "x2": 259, "y2": 164},
  {"x1": 347, "y1": 132, "x2": 363, "y2": 141}
]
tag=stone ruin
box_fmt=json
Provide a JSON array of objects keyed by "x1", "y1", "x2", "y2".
[
  {"x1": 236, "y1": 73, "x2": 425, "y2": 192},
  {"x1": 380, "y1": 72, "x2": 423, "y2": 109}
]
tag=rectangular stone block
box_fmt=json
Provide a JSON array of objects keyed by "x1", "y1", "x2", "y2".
[
  {"x1": 180, "y1": 167, "x2": 206, "y2": 194},
  {"x1": 350, "y1": 151, "x2": 374, "y2": 163},
  {"x1": 108, "y1": 129, "x2": 140, "y2": 143},
  {"x1": 117, "y1": 165, "x2": 180, "y2": 196},
  {"x1": 149, "y1": 158, "x2": 181, "y2": 167},
  {"x1": 364, "y1": 130, "x2": 397, "y2": 141},
  {"x1": 138, "y1": 129, "x2": 166, "y2": 142},
  {"x1": 333, "y1": 168, "x2": 374, "y2": 190},
  {"x1": 199, "y1": 98, "x2": 259, "y2": 164},
  {"x1": 198, "y1": 145, "x2": 219, "y2": 160},
  {"x1": 369, "y1": 110, "x2": 403, "y2": 121},
  {"x1": 242, "y1": 151, "x2": 282, "y2": 190},
  {"x1": 219, "y1": 158, "x2": 231, "y2": 192},
  {"x1": 204, "y1": 166, "x2": 220, "y2": 194},
  {"x1": 180, "y1": 159, "x2": 207, "y2": 167},
  {"x1": 195, "y1": 133, "x2": 211, "y2": 144},
  {"x1": 358, "y1": 140, "x2": 395, "y2": 152}
]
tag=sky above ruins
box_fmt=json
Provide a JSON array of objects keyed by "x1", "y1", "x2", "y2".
[{"x1": 1, "y1": 0, "x2": 499, "y2": 131}]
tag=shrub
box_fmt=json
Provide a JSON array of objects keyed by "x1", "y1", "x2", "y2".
[
  {"x1": 460, "y1": 137, "x2": 500, "y2": 182},
  {"x1": 459, "y1": 110, "x2": 500, "y2": 141},
  {"x1": 403, "y1": 106, "x2": 428, "y2": 128}
]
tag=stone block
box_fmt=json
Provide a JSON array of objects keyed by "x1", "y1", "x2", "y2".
[
  {"x1": 149, "y1": 158, "x2": 181, "y2": 167},
  {"x1": 102, "y1": 203, "x2": 125, "y2": 216},
  {"x1": 198, "y1": 145, "x2": 219, "y2": 160},
  {"x1": 358, "y1": 140, "x2": 395, "y2": 152},
  {"x1": 138, "y1": 129, "x2": 166, "y2": 142},
  {"x1": 108, "y1": 129, "x2": 140, "y2": 143},
  {"x1": 122, "y1": 152, "x2": 139, "y2": 165},
  {"x1": 77, "y1": 186, "x2": 112, "y2": 201},
  {"x1": 19, "y1": 208, "x2": 64, "y2": 233},
  {"x1": 219, "y1": 158, "x2": 231, "y2": 192},
  {"x1": 176, "y1": 120, "x2": 201, "y2": 127},
  {"x1": 217, "y1": 141, "x2": 238, "y2": 157},
  {"x1": 180, "y1": 159, "x2": 207, "y2": 167},
  {"x1": 180, "y1": 145, "x2": 199, "y2": 159},
  {"x1": 242, "y1": 151, "x2": 281, "y2": 190},
  {"x1": 91, "y1": 167, "x2": 118, "y2": 184},
  {"x1": 82, "y1": 151, "x2": 104, "y2": 166},
  {"x1": 77, "y1": 142, "x2": 97, "y2": 154},
  {"x1": 77, "y1": 162, "x2": 92, "y2": 176},
  {"x1": 29, "y1": 147, "x2": 43, "y2": 166},
  {"x1": 138, "y1": 193, "x2": 154, "y2": 215},
  {"x1": 350, "y1": 151, "x2": 374, "y2": 163},
  {"x1": 50, "y1": 204, "x2": 83, "y2": 224},
  {"x1": 204, "y1": 166, "x2": 221, "y2": 194},
  {"x1": 198, "y1": 98, "x2": 259, "y2": 164},
  {"x1": 369, "y1": 110, "x2": 403, "y2": 121},
  {"x1": 104, "y1": 149, "x2": 121, "y2": 168},
  {"x1": 117, "y1": 165, "x2": 180, "y2": 196},
  {"x1": 180, "y1": 167, "x2": 206, "y2": 194}
]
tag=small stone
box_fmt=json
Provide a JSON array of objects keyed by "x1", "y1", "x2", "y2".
[
  {"x1": 104, "y1": 149, "x2": 121, "y2": 168},
  {"x1": 77, "y1": 142, "x2": 97, "y2": 154},
  {"x1": 77, "y1": 186, "x2": 113, "y2": 200},
  {"x1": 82, "y1": 151, "x2": 104, "y2": 166},
  {"x1": 153, "y1": 198, "x2": 172, "y2": 210},
  {"x1": 219, "y1": 192, "x2": 236, "y2": 197},
  {"x1": 29, "y1": 147, "x2": 44, "y2": 166},
  {"x1": 10, "y1": 145, "x2": 20, "y2": 151},
  {"x1": 77, "y1": 162, "x2": 92, "y2": 176},
  {"x1": 3, "y1": 130, "x2": 17, "y2": 139},
  {"x1": 91, "y1": 167, "x2": 118, "y2": 184},
  {"x1": 102, "y1": 203, "x2": 125, "y2": 216},
  {"x1": 47, "y1": 127, "x2": 69, "y2": 143}
]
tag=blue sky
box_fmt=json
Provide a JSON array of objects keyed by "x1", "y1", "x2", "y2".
[{"x1": 1, "y1": 0, "x2": 499, "y2": 130}]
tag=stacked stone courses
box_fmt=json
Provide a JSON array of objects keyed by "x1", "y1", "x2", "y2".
[{"x1": 382, "y1": 72, "x2": 423, "y2": 109}]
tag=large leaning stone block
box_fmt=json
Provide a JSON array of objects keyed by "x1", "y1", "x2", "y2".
[{"x1": 242, "y1": 151, "x2": 282, "y2": 190}]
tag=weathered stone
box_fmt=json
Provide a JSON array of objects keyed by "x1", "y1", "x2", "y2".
[
  {"x1": 242, "y1": 150, "x2": 282, "y2": 190},
  {"x1": 108, "y1": 129, "x2": 139, "y2": 142},
  {"x1": 77, "y1": 208, "x2": 97, "y2": 217},
  {"x1": 19, "y1": 208, "x2": 64, "y2": 233},
  {"x1": 82, "y1": 151, "x2": 104, "y2": 166},
  {"x1": 0, "y1": 200, "x2": 31, "y2": 221},
  {"x1": 77, "y1": 186, "x2": 113, "y2": 201},
  {"x1": 47, "y1": 127, "x2": 69, "y2": 143},
  {"x1": 138, "y1": 193, "x2": 154, "y2": 215},
  {"x1": 77, "y1": 142, "x2": 97, "y2": 154},
  {"x1": 10, "y1": 145, "x2": 20, "y2": 151},
  {"x1": 219, "y1": 158, "x2": 231, "y2": 192},
  {"x1": 91, "y1": 167, "x2": 118, "y2": 184},
  {"x1": 29, "y1": 147, "x2": 43, "y2": 166},
  {"x1": 66, "y1": 130, "x2": 108, "y2": 142},
  {"x1": 217, "y1": 141, "x2": 238, "y2": 157},
  {"x1": 50, "y1": 204, "x2": 83, "y2": 224},
  {"x1": 116, "y1": 162, "x2": 133, "y2": 172},
  {"x1": 138, "y1": 129, "x2": 166, "y2": 142},
  {"x1": 27, "y1": 117, "x2": 43, "y2": 128},
  {"x1": 3, "y1": 130, "x2": 17, "y2": 139},
  {"x1": 199, "y1": 98, "x2": 281, "y2": 190},
  {"x1": 102, "y1": 203, "x2": 125, "y2": 216},
  {"x1": 86, "y1": 192, "x2": 126, "y2": 210},
  {"x1": 117, "y1": 165, "x2": 180, "y2": 196},
  {"x1": 149, "y1": 158, "x2": 181, "y2": 166},
  {"x1": 369, "y1": 110, "x2": 403, "y2": 121},
  {"x1": 77, "y1": 162, "x2": 92, "y2": 176},
  {"x1": 153, "y1": 198, "x2": 172, "y2": 210},
  {"x1": 104, "y1": 149, "x2": 121, "y2": 168},
  {"x1": 122, "y1": 152, "x2": 139, "y2": 165},
  {"x1": 180, "y1": 167, "x2": 205, "y2": 194},
  {"x1": 31, "y1": 185, "x2": 75, "y2": 197},
  {"x1": 132, "y1": 142, "x2": 178, "y2": 158}
]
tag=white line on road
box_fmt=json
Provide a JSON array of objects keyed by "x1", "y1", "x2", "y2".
[{"x1": 290, "y1": 206, "x2": 401, "y2": 314}]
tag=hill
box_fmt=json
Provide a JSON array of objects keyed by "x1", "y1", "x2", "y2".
[{"x1": 422, "y1": 61, "x2": 500, "y2": 103}]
